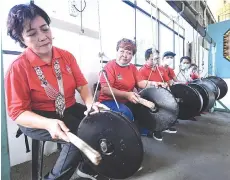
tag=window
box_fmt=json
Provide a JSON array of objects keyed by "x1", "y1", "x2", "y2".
[
  {"x1": 159, "y1": 12, "x2": 173, "y2": 29},
  {"x1": 198, "y1": 46, "x2": 209, "y2": 77},
  {"x1": 159, "y1": 24, "x2": 174, "y2": 55},
  {"x1": 174, "y1": 23, "x2": 185, "y2": 38},
  {"x1": 174, "y1": 35, "x2": 184, "y2": 73},
  {"x1": 99, "y1": 0, "x2": 135, "y2": 62},
  {"x1": 135, "y1": 10, "x2": 157, "y2": 65},
  {"x1": 123, "y1": 0, "x2": 185, "y2": 67}
]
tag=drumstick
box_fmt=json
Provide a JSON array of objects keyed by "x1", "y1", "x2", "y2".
[
  {"x1": 137, "y1": 97, "x2": 157, "y2": 112},
  {"x1": 66, "y1": 132, "x2": 102, "y2": 165}
]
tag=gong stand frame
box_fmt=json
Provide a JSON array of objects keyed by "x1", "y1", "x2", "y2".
[{"x1": 214, "y1": 100, "x2": 230, "y2": 113}]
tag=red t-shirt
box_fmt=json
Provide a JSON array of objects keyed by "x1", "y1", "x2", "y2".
[
  {"x1": 162, "y1": 66, "x2": 176, "y2": 80},
  {"x1": 98, "y1": 60, "x2": 142, "y2": 103},
  {"x1": 190, "y1": 73, "x2": 199, "y2": 80},
  {"x1": 139, "y1": 65, "x2": 170, "y2": 82},
  {"x1": 5, "y1": 46, "x2": 87, "y2": 120}
]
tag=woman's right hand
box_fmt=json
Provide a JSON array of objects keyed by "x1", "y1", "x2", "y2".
[
  {"x1": 46, "y1": 119, "x2": 70, "y2": 142},
  {"x1": 125, "y1": 92, "x2": 140, "y2": 104}
]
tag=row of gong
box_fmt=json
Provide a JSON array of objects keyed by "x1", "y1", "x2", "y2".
[
  {"x1": 76, "y1": 76, "x2": 228, "y2": 180},
  {"x1": 137, "y1": 76, "x2": 228, "y2": 132},
  {"x1": 174, "y1": 76, "x2": 228, "y2": 119}
]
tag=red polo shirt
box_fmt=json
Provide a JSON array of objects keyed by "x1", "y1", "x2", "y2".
[
  {"x1": 161, "y1": 66, "x2": 176, "y2": 80},
  {"x1": 5, "y1": 46, "x2": 87, "y2": 120},
  {"x1": 98, "y1": 60, "x2": 142, "y2": 103},
  {"x1": 139, "y1": 65, "x2": 170, "y2": 82}
]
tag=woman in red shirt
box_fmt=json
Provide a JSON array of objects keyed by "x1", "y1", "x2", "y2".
[
  {"x1": 98, "y1": 38, "x2": 161, "y2": 141},
  {"x1": 98, "y1": 38, "x2": 145, "y2": 121},
  {"x1": 5, "y1": 3, "x2": 104, "y2": 180}
]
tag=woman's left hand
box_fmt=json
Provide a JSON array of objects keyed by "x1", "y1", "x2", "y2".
[{"x1": 84, "y1": 102, "x2": 110, "y2": 115}]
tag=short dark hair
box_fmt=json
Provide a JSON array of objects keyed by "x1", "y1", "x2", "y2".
[
  {"x1": 116, "y1": 38, "x2": 137, "y2": 55},
  {"x1": 145, "y1": 48, "x2": 159, "y2": 60},
  {"x1": 190, "y1": 63, "x2": 198, "y2": 68},
  {"x1": 180, "y1": 56, "x2": 191, "y2": 63},
  {"x1": 7, "y1": 3, "x2": 51, "y2": 48}
]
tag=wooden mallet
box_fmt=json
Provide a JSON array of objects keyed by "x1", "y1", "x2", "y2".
[{"x1": 66, "y1": 132, "x2": 102, "y2": 165}]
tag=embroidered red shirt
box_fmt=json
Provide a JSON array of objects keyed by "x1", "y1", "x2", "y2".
[
  {"x1": 5, "y1": 46, "x2": 87, "y2": 120},
  {"x1": 98, "y1": 60, "x2": 142, "y2": 103},
  {"x1": 139, "y1": 64, "x2": 170, "y2": 82}
]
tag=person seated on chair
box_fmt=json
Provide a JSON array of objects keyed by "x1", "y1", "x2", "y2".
[
  {"x1": 139, "y1": 48, "x2": 170, "y2": 88},
  {"x1": 177, "y1": 56, "x2": 201, "y2": 84},
  {"x1": 138, "y1": 48, "x2": 177, "y2": 141},
  {"x1": 5, "y1": 3, "x2": 107, "y2": 180},
  {"x1": 160, "y1": 51, "x2": 179, "y2": 85},
  {"x1": 98, "y1": 38, "x2": 154, "y2": 139},
  {"x1": 189, "y1": 63, "x2": 200, "y2": 80},
  {"x1": 177, "y1": 56, "x2": 193, "y2": 83}
]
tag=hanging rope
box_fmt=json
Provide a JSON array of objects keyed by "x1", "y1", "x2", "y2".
[
  {"x1": 150, "y1": 0, "x2": 157, "y2": 52},
  {"x1": 140, "y1": 0, "x2": 158, "y2": 92},
  {"x1": 200, "y1": 0, "x2": 207, "y2": 77},
  {"x1": 144, "y1": 0, "x2": 171, "y2": 89},
  {"x1": 90, "y1": 0, "x2": 120, "y2": 110},
  {"x1": 177, "y1": 16, "x2": 181, "y2": 62},
  {"x1": 172, "y1": 4, "x2": 185, "y2": 83},
  {"x1": 177, "y1": 2, "x2": 184, "y2": 61}
]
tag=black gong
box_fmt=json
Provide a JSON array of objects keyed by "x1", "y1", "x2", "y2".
[
  {"x1": 192, "y1": 79, "x2": 220, "y2": 99},
  {"x1": 193, "y1": 88, "x2": 204, "y2": 113},
  {"x1": 188, "y1": 83, "x2": 209, "y2": 112},
  {"x1": 137, "y1": 87, "x2": 179, "y2": 131},
  {"x1": 205, "y1": 76, "x2": 228, "y2": 100},
  {"x1": 77, "y1": 110, "x2": 143, "y2": 179},
  {"x1": 188, "y1": 83, "x2": 216, "y2": 112},
  {"x1": 170, "y1": 84, "x2": 202, "y2": 120}
]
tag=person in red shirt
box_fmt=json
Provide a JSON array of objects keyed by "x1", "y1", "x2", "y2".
[
  {"x1": 5, "y1": 3, "x2": 107, "y2": 180},
  {"x1": 139, "y1": 48, "x2": 177, "y2": 141},
  {"x1": 98, "y1": 38, "x2": 151, "y2": 136},
  {"x1": 139, "y1": 49, "x2": 170, "y2": 87},
  {"x1": 161, "y1": 51, "x2": 178, "y2": 84}
]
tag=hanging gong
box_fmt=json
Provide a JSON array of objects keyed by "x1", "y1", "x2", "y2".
[
  {"x1": 170, "y1": 84, "x2": 202, "y2": 120},
  {"x1": 198, "y1": 84, "x2": 216, "y2": 111},
  {"x1": 188, "y1": 83, "x2": 209, "y2": 112},
  {"x1": 77, "y1": 110, "x2": 143, "y2": 179},
  {"x1": 205, "y1": 76, "x2": 228, "y2": 100},
  {"x1": 192, "y1": 79, "x2": 220, "y2": 99},
  {"x1": 188, "y1": 83, "x2": 216, "y2": 112},
  {"x1": 136, "y1": 87, "x2": 179, "y2": 131},
  {"x1": 191, "y1": 88, "x2": 204, "y2": 113}
]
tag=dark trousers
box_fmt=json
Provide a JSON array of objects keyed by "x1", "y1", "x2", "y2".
[
  {"x1": 126, "y1": 102, "x2": 161, "y2": 135},
  {"x1": 19, "y1": 103, "x2": 94, "y2": 180}
]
